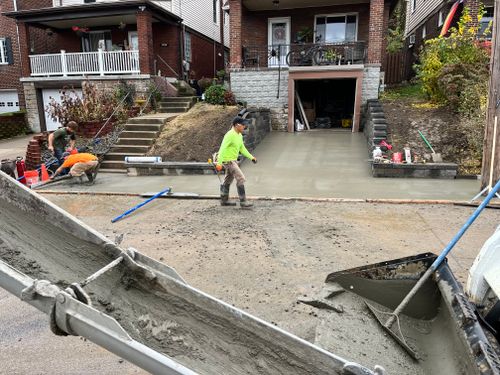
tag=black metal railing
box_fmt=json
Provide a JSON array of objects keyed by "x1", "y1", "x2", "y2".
[{"x1": 242, "y1": 41, "x2": 366, "y2": 68}]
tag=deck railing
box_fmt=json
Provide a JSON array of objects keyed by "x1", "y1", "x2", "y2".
[
  {"x1": 242, "y1": 41, "x2": 366, "y2": 68},
  {"x1": 29, "y1": 49, "x2": 140, "y2": 77}
]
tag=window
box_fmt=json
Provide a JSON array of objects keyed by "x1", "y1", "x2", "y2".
[
  {"x1": 81, "y1": 30, "x2": 112, "y2": 52},
  {"x1": 422, "y1": 25, "x2": 426, "y2": 39},
  {"x1": 438, "y1": 10, "x2": 444, "y2": 27},
  {"x1": 213, "y1": 0, "x2": 219, "y2": 24},
  {"x1": 479, "y1": 6, "x2": 494, "y2": 40},
  {"x1": 411, "y1": 0, "x2": 417, "y2": 13},
  {"x1": 184, "y1": 32, "x2": 192, "y2": 62},
  {"x1": 315, "y1": 14, "x2": 357, "y2": 43},
  {"x1": 0, "y1": 38, "x2": 8, "y2": 64}
]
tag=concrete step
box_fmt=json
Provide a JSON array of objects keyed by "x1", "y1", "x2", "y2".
[
  {"x1": 128, "y1": 117, "x2": 166, "y2": 125},
  {"x1": 109, "y1": 145, "x2": 150, "y2": 153},
  {"x1": 120, "y1": 130, "x2": 159, "y2": 138},
  {"x1": 100, "y1": 160, "x2": 126, "y2": 170},
  {"x1": 104, "y1": 152, "x2": 145, "y2": 161},
  {"x1": 160, "y1": 96, "x2": 196, "y2": 102},
  {"x1": 117, "y1": 138, "x2": 154, "y2": 146},
  {"x1": 157, "y1": 107, "x2": 187, "y2": 113},
  {"x1": 97, "y1": 168, "x2": 127, "y2": 174},
  {"x1": 124, "y1": 124, "x2": 162, "y2": 132},
  {"x1": 159, "y1": 102, "x2": 190, "y2": 109}
]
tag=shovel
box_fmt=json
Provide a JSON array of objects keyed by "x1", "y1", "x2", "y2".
[
  {"x1": 366, "y1": 179, "x2": 500, "y2": 359},
  {"x1": 418, "y1": 130, "x2": 442, "y2": 162}
]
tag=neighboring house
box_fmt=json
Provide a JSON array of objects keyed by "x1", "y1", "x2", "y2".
[
  {"x1": 0, "y1": 0, "x2": 24, "y2": 114},
  {"x1": 2, "y1": 0, "x2": 229, "y2": 133},
  {"x1": 226, "y1": 0, "x2": 395, "y2": 132},
  {"x1": 404, "y1": 0, "x2": 493, "y2": 75}
]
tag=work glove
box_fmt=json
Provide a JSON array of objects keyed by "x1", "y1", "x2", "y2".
[
  {"x1": 252, "y1": 157, "x2": 257, "y2": 164},
  {"x1": 215, "y1": 164, "x2": 223, "y2": 172}
]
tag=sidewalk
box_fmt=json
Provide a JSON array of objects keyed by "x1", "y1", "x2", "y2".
[
  {"x1": 37, "y1": 131, "x2": 482, "y2": 201},
  {"x1": 0, "y1": 134, "x2": 31, "y2": 161}
]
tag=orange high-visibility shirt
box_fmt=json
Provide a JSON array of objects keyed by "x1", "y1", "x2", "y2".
[{"x1": 61, "y1": 153, "x2": 98, "y2": 168}]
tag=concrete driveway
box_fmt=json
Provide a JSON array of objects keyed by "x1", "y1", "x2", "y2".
[
  {"x1": 37, "y1": 130, "x2": 482, "y2": 201},
  {"x1": 0, "y1": 134, "x2": 30, "y2": 161}
]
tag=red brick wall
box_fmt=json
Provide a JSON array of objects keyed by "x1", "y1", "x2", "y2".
[
  {"x1": 16, "y1": 0, "x2": 52, "y2": 11},
  {"x1": 368, "y1": 0, "x2": 384, "y2": 63},
  {"x1": 189, "y1": 31, "x2": 225, "y2": 79},
  {"x1": 153, "y1": 23, "x2": 182, "y2": 78},
  {"x1": 229, "y1": 0, "x2": 242, "y2": 67},
  {"x1": 0, "y1": 1, "x2": 25, "y2": 107},
  {"x1": 137, "y1": 10, "x2": 154, "y2": 74}
]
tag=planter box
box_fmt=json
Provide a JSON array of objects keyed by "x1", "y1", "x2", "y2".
[
  {"x1": 372, "y1": 162, "x2": 458, "y2": 179},
  {"x1": 126, "y1": 162, "x2": 225, "y2": 176}
]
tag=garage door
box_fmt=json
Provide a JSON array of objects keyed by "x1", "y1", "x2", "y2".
[
  {"x1": 42, "y1": 89, "x2": 82, "y2": 131},
  {"x1": 0, "y1": 90, "x2": 20, "y2": 114}
]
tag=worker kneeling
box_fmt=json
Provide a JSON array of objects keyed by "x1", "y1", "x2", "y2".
[
  {"x1": 51, "y1": 152, "x2": 98, "y2": 182},
  {"x1": 216, "y1": 116, "x2": 257, "y2": 208}
]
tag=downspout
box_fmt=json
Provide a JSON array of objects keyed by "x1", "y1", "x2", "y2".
[
  {"x1": 179, "y1": 0, "x2": 185, "y2": 81},
  {"x1": 13, "y1": 0, "x2": 23, "y2": 77},
  {"x1": 219, "y1": 0, "x2": 224, "y2": 72}
]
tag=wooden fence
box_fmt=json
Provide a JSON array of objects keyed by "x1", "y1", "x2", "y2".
[{"x1": 383, "y1": 51, "x2": 412, "y2": 85}]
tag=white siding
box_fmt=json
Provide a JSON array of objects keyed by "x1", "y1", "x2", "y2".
[{"x1": 405, "y1": 0, "x2": 443, "y2": 36}]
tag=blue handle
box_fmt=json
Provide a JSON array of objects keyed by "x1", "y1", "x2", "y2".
[
  {"x1": 430, "y1": 179, "x2": 500, "y2": 271},
  {"x1": 111, "y1": 187, "x2": 171, "y2": 223}
]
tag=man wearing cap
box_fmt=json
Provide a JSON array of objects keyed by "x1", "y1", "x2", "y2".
[
  {"x1": 50, "y1": 152, "x2": 98, "y2": 183},
  {"x1": 216, "y1": 116, "x2": 257, "y2": 208}
]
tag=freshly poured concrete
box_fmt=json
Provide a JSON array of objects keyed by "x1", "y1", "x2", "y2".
[{"x1": 37, "y1": 131, "x2": 481, "y2": 200}]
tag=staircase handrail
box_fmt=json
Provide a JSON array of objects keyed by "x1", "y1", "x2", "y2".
[{"x1": 156, "y1": 54, "x2": 180, "y2": 78}]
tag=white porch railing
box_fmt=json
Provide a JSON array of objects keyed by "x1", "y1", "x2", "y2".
[{"x1": 29, "y1": 49, "x2": 140, "y2": 77}]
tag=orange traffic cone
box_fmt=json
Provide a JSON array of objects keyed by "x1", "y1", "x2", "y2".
[{"x1": 40, "y1": 163, "x2": 50, "y2": 181}]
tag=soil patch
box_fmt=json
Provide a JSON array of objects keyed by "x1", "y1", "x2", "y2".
[
  {"x1": 381, "y1": 98, "x2": 467, "y2": 167},
  {"x1": 148, "y1": 103, "x2": 240, "y2": 162}
]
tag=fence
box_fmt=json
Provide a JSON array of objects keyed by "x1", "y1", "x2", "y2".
[
  {"x1": 383, "y1": 51, "x2": 412, "y2": 85},
  {"x1": 30, "y1": 49, "x2": 140, "y2": 77}
]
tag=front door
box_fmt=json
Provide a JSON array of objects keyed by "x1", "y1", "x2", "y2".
[
  {"x1": 128, "y1": 31, "x2": 139, "y2": 51},
  {"x1": 268, "y1": 17, "x2": 290, "y2": 67}
]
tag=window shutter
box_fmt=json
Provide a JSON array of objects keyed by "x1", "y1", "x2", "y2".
[{"x1": 5, "y1": 38, "x2": 14, "y2": 65}]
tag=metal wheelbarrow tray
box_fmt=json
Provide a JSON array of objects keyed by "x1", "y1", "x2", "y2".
[{"x1": 315, "y1": 253, "x2": 500, "y2": 375}]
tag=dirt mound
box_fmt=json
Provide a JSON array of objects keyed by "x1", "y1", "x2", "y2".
[
  {"x1": 148, "y1": 103, "x2": 240, "y2": 162},
  {"x1": 381, "y1": 98, "x2": 465, "y2": 166}
]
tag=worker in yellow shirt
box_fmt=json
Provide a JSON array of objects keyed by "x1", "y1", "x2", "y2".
[
  {"x1": 51, "y1": 152, "x2": 98, "y2": 182},
  {"x1": 216, "y1": 116, "x2": 257, "y2": 208}
]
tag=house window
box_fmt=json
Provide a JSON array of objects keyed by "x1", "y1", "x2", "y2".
[
  {"x1": 315, "y1": 14, "x2": 357, "y2": 43},
  {"x1": 422, "y1": 25, "x2": 426, "y2": 39},
  {"x1": 213, "y1": 0, "x2": 219, "y2": 24},
  {"x1": 479, "y1": 6, "x2": 494, "y2": 39},
  {"x1": 184, "y1": 32, "x2": 192, "y2": 62},
  {"x1": 0, "y1": 38, "x2": 8, "y2": 64},
  {"x1": 81, "y1": 30, "x2": 112, "y2": 52},
  {"x1": 411, "y1": 0, "x2": 417, "y2": 13},
  {"x1": 438, "y1": 10, "x2": 444, "y2": 27}
]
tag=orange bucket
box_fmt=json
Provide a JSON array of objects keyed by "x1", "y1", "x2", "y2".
[{"x1": 24, "y1": 170, "x2": 39, "y2": 186}]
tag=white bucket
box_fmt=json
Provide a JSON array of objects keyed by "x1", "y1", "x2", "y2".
[{"x1": 125, "y1": 156, "x2": 162, "y2": 164}]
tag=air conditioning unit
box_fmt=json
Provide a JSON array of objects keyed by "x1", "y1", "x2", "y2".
[{"x1": 409, "y1": 34, "x2": 416, "y2": 45}]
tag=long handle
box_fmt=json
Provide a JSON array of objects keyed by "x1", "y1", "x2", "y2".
[
  {"x1": 111, "y1": 187, "x2": 171, "y2": 223},
  {"x1": 386, "y1": 179, "x2": 500, "y2": 328},
  {"x1": 418, "y1": 130, "x2": 436, "y2": 154}
]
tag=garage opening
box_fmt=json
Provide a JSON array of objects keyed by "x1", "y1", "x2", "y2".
[{"x1": 294, "y1": 78, "x2": 356, "y2": 131}]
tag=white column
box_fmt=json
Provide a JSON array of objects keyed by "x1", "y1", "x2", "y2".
[
  {"x1": 60, "y1": 50, "x2": 67, "y2": 77},
  {"x1": 98, "y1": 48, "x2": 104, "y2": 76}
]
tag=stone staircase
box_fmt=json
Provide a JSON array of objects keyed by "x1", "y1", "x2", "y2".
[{"x1": 99, "y1": 97, "x2": 196, "y2": 173}]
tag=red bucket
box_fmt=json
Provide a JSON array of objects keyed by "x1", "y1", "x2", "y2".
[
  {"x1": 392, "y1": 152, "x2": 403, "y2": 164},
  {"x1": 24, "y1": 170, "x2": 39, "y2": 186}
]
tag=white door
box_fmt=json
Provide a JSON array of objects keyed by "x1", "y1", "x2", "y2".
[
  {"x1": 42, "y1": 89, "x2": 82, "y2": 131},
  {"x1": 268, "y1": 17, "x2": 290, "y2": 67},
  {"x1": 128, "y1": 31, "x2": 139, "y2": 50},
  {"x1": 0, "y1": 90, "x2": 20, "y2": 114}
]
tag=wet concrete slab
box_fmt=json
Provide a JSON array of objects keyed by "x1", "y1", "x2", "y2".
[{"x1": 37, "y1": 131, "x2": 481, "y2": 200}]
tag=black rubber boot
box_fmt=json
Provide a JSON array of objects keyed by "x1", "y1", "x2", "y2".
[
  {"x1": 220, "y1": 184, "x2": 236, "y2": 206},
  {"x1": 237, "y1": 185, "x2": 253, "y2": 208}
]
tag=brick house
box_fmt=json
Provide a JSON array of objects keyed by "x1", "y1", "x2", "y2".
[
  {"x1": 2, "y1": 0, "x2": 229, "y2": 132},
  {"x1": 226, "y1": 0, "x2": 395, "y2": 132},
  {"x1": 404, "y1": 0, "x2": 493, "y2": 79}
]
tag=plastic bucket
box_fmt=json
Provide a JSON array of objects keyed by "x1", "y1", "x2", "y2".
[
  {"x1": 24, "y1": 170, "x2": 39, "y2": 186},
  {"x1": 392, "y1": 152, "x2": 403, "y2": 164}
]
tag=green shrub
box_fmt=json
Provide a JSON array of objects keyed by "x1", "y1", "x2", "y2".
[
  {"x1": 115, "y1": 80, "x2": 136, "y2": 108},
  {"x1": 205, "y1": 85, "x2": 226, "y2": 105}
]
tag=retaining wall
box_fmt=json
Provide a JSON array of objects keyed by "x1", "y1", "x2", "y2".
[{"x1": 0, "y1": 112, "x2": 29, "y2": 139}]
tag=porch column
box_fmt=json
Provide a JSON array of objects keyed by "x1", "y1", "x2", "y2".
[
  {"x1": 368, "y1": 0, "x2": 384, "y2": 64},
  {"x1": 466, "y1": 0, "x2": 479, "y2": 28},
  {"x1": 229, "y1": 0, "x2": 242, "y2": 68},
  {"x1": 137, "y1": 9, "x2": 154, "y2": 75},
  {"x1": 17, "y1": 21, "x2": 31, "y2": 77}
]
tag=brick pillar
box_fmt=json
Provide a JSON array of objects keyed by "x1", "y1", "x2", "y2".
[
  {"x1": 368, "y1": 0, "x2": 384, "y2": 64},
  {"x1": 137, "y1": 9, "x2": 154, "y2": 75},
  {"x1": 229, "y1": 0, "x2": 242, "y2": 68},
  {"x1": 466, "y1": 0, "x2": 480, "y2": 28},
  {"x1": 17, "y1": 21, "x2": 31, "y2": 77}
]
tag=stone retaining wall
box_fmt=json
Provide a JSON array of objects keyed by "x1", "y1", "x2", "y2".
[
  {"x1": 363, "y1": 99, "x2": 388, "y2": 152},
  {"x1": 372, "y1": 162, "x2": 458, "y2": 178}
]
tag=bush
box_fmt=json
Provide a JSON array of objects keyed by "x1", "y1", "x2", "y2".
[
  {"x1": 114, "y1": 80, "x2": 136, "y2": 108},
  {"x1": 198, "y1": 77, "x2": 213, "y2": 93},
  {"x1": 415, "y1": 7, "x2": 490, "y2": 106},
  {"x1": 147, "y1": 84, "x2": 162, "y2": 110},
  {"x1": 205, "y1": 85, "x2": 236, "y2": 106}
]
